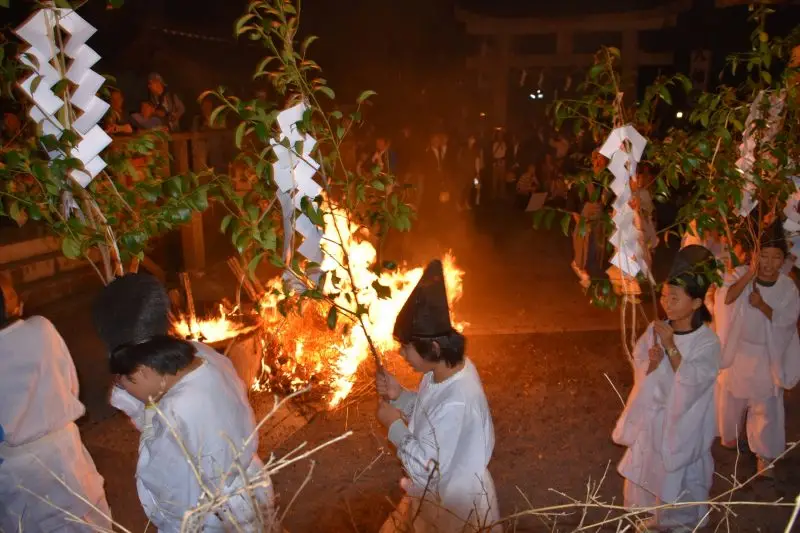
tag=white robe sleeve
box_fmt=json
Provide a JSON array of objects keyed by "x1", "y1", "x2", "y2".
[
  {"x1": 613, "y1": 325, "x2": 657, "y2": 447},
  {"x1": 387, "y1": 401, "x2": 466, "y2": 493},
  {"x1": 661, "y1": 336, "x2": 719, "y2": 472},
  {"x1": 766, "y1": 278, "x2": 800, "y2": 389},
  {"x1": 110, "y1": 385, "x2": 147, "y2": 431},
  {"x1": 390, "y1": 389, "x2": 418, "y2": 419},
  {"x1": 135, "y1": 409, "x2": 198, "y2": 529},
  {"x1": 714, "y1": 266, "x2": 749, "y2": 369}
]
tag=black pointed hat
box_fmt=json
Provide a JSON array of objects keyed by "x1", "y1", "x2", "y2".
[
  {"x1": 393, "y1": 260, "x2": 453, "y2": 344},
  {"x1": 668, "y1": 245, "x2": 717, "y2": 299},
  {"x1": 92, "y1": 273, "x2": 170, "y2": 353}
]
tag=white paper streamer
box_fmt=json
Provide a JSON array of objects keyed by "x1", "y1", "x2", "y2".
[
  {"x1": 736, "y1": 90, "x2": 785, "y2": 217},
  {"x1": 272, "y1": 103, "x2": 323, "y2": 267},
  {"x1": 783, "y1": 176, "x2": 800, "y2": 266},
  {"x1": 15, "y1": 8, "x2": 111, "y2": 191},
  {"x1": 600, "y1": 125, "x2": 648, "y2": 278}
]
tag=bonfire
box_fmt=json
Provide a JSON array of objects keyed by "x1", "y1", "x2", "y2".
[{"x1": 173, "y1": 204, "x2": 465, "y2": 408}]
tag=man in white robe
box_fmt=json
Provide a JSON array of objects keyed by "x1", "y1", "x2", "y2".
[
  {"x1": 714, "y1": 227, "x2": 800, "y2": 475},
  {"x1": 93, "y1": 274, "x2": 276, "y2": 532},
  {"x1": 376, "y1": 260, "x2": 499, "y2": 533},
  {"x1": 0, "y1": 277, "x2": 111, "y2": 532},
  {"x1": 613, "y1": 246, "x2": 720, "y2": 532}
]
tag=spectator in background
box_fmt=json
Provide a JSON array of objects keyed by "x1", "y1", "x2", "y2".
[
  {"x1": 458, "y1": 134, "x2": 482, "y2": 210},
  {"x1": 542, "y1": 153, "x2": 567, "y2": 207},
  {"x1": 419, "y1": 132, "x2": 455, "y2": 229},
  {"x1": 371, "y1": 135, "x2": 396, "y2": 175},
  {"x1": 491, "y1": 129, "x2": 507, "y2": 200},
  {"x1": 508, "y1": 132, "x2": 523, "y2": 176},
  {"x1": 516, "y1": 163, "x2": 539, "y2": 210},
  {"x1": 104, "y1": 89, "x2": 133, "y2": 135},
  {"x1": 131, "y1": 101, "x2": 164, "y2": 131},
  {"x1": 549, "y1": 131, "x2": 570, "y2": 160},
  {"x1": 394, "y1": 126, "x2": 415, "y2": 180},
  {"x1": 192, "y1": 96, "x2": 226, "y2": 132},
  {"x1": 147, "y1": 73, "x2": 185, "y2": 131}
]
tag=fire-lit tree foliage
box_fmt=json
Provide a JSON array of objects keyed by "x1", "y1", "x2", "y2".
[
  {"x1": 546, "y1": 4, "x2": 800, "y2": 313},
  {"x1": 203, "y1": 0, "x2": 415, "y2": 363},
  {"x1": 0, "y1": 0, "x2": 209, "y2": 283}
]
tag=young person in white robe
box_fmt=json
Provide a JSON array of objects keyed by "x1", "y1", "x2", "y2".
[
  {"x1": 613, "y1": 245, "x2": 721, "y2": 532},
  {"x1": 375, "y1": 260, "x2": 499, "y2": 533},
  {"x1": 0, "y1": 276, "x2": 112, "y2": 532},
  {"x1": 714, "y1": 222, "x2": 800, "y2": 477},
  {"x1": 92, "y1": 273, "x2": 276, "y2": 532}
]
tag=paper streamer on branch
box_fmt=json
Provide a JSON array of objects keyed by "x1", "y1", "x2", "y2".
[
  {"x1": 15, "y1": 8, "x2": 112, "y2": 190},
  {"x1": 783, "y1": 176, "x2": 800, "y2": 265},
  {"x1": 271, "y1": 103, "x2": 324, "y2": 274},
  {"x1": 599, "y1": 125, "x2": 648, "y2": 278},
  {"x1": 736, "y1": 90, "x2": 785, "y2": 217}
]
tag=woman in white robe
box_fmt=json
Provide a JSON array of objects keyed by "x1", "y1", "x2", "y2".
[
  {"x1": 613, "y1": 245, "x2": 721, "y2": 532},
  {"x1": 93, "y1": 273, "x2": 275, "y2": 532},
  {"x1": 0, "y1": 278, "x2": 111, "y2": 532},
  {"x1": 377, "y1": 260, "x2": 499, "y2": 533},
  {"x1": 714, "y1": 227, "x2": 800, "y2": 475}
]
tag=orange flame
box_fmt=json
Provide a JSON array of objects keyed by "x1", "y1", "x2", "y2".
[
  {"x1": 173, "y1": 304, "x2": 249, "y2": 344},
  {"x1": 174, "y1": 205, "x2": 465, "y2": 407}
]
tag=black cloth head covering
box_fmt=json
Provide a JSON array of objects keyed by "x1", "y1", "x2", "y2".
[
  {"x1": 93, "y1": 273, "x2": 170, "y2": 353},
  {"x1": 668, "y1": 245, "x2": 716, "y2": 300},
  {"x1": 393, "y1": 260, "x2": 453, "y2": 344},
  {"x1": 760, "y1": 219, "x2": 789, "y2": 255}
]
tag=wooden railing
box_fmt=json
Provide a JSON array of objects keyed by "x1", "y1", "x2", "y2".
[{"x1": 108, "y1": 129, "x2": 236, "y2": 273}]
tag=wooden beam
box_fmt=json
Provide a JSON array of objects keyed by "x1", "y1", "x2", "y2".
[
  {"x1": 467, "y1": 51, "x2": 673, "y2": 70},
  {"x1": 455, "y1": 1, "x2": 690, "y2": 35}
]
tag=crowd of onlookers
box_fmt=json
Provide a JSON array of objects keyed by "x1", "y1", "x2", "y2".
[
  {"x1": 103, "y1": 72, "x2": 228, "y2": 136},
  {"x1": 339, "y1": 120, "x2": 585, "y2": 217}
]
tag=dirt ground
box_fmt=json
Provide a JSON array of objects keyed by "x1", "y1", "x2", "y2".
[{"x1": 35, "y1": 205, "x2": 800, "y2": 532}]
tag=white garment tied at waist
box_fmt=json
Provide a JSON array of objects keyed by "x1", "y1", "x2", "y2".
[{"x1": 722, "y1": 340, "x2": 777, "y2": 400}]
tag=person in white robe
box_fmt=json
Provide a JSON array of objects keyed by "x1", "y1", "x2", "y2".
[
  {"x1": 93, "y1": 273, "x2": 276, "y2": 532},
  {"x1": 0, "y1": 276, "x2": 112, "y2": 532},
  {"x1": 613, "y1": 245, "x2": 721, "y2": 532},
  {"x1": 376, "y1": 260, "x2": 499, "y2": 533},
  {"x1": 714, "y1": 223, "x2": 800, "y2": 476}
]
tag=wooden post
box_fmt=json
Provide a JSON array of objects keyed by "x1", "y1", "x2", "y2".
[{"x1": 172, "y1": 136, "x2": 206, "y2": 272}]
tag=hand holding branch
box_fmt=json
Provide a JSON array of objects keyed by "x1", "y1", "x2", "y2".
[{"x1": 376, "y1": 369, "x2": 402, "y2": 401}]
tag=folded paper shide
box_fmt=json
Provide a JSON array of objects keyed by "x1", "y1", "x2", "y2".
[
  {"x1": 599, "y1": 124, "x2": 648, "y2": 279},
  {"x1": 15, "y1": 7, "x2": 111, "y2": 190},
  {"x1": 273, "y1": 103, "x2": 323, "y2": 263}
]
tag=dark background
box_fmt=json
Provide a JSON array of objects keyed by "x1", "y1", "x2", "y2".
[{"x1": 3, "y1": 0, "x2": 800, "y2": 131}]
